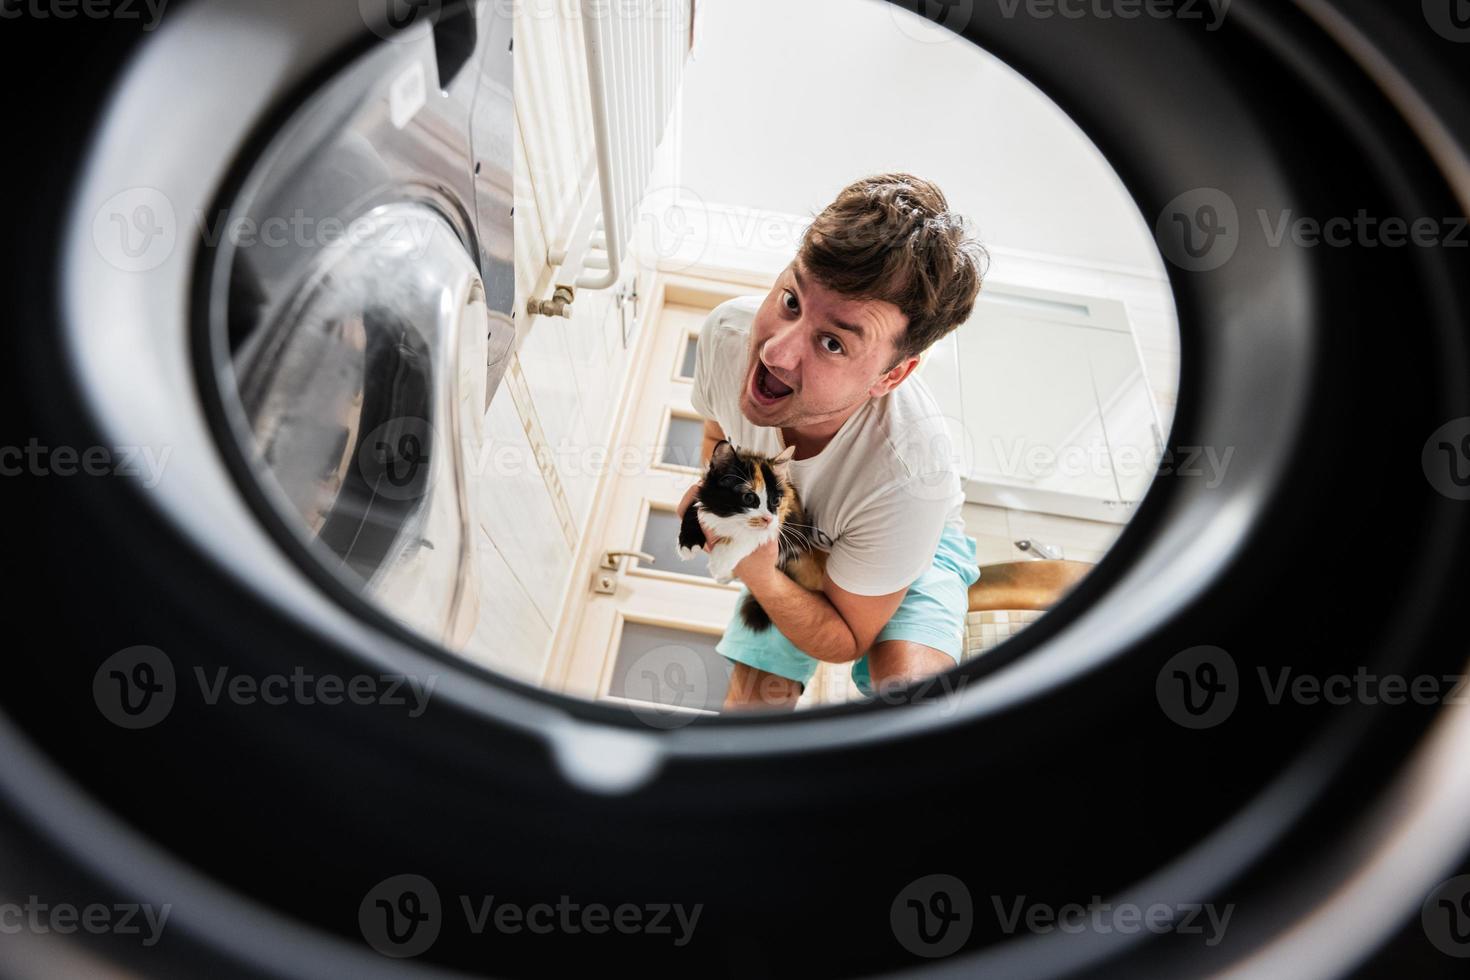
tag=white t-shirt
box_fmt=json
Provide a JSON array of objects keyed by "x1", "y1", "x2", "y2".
[{"x1": 689, "y1": 295, "x2": 968, "y2": 596}]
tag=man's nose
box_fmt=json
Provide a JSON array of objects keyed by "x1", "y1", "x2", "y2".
[{"x1": 761, "y1": 322, "x2": 802, "y2": 371}]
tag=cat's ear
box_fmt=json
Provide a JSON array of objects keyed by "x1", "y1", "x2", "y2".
[
  {"x1": 710, "y1": 439, "x2": 737, "y2": 467},
  {"x1": 771, "y1": 444, "x2": 796, "y2": 478}
]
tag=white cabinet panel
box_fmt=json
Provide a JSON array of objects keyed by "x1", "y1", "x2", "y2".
[
  {"x1": 461, "y1": 525, "x2": 553, "y2": 683},
  {"x1": 479, "y1": 381, "x2": 574, "y2": 627}
]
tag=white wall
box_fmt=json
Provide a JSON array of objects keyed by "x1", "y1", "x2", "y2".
[{"x1": 679, "y1": 0, "x2": 1165, "y2": 273}]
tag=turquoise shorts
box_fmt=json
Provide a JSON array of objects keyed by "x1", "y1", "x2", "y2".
[{"x1": 715, "y1": 522, "x2": 981, "y2": 697}]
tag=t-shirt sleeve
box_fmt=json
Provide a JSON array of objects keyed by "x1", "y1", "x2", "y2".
[
  {"x1": 822, "y1": 481, "x2": 951, "y2": 596},
  {"x1": 688, "y1": 305, "x2": 722, "y2": 423}
]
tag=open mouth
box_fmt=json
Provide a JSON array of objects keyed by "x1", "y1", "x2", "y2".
[{"x1": 751, "y1": 360, "x2": 794, "y2": 405}]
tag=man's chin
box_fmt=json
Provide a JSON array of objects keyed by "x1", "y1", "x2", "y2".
[{"x1": 740, "y1": 393, "x2": 788, "y2": 426}]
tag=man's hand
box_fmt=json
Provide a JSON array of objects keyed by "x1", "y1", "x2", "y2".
[
  {"x1": 675, "y1": 480, "x2": 701, "y2": 520},
  {"x1": 733, "y1": 537, "x2": 780, "y2": 584}
]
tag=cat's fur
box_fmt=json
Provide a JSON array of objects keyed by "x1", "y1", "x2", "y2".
[{"x1": 677, "y1": 439, "x2": 827, "y2": 632}]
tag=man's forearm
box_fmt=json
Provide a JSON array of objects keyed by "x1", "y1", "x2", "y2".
[{"x1": 743, "y1": 569, "x2": 859, "y2": 664}]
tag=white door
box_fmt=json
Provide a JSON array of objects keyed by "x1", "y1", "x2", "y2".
[{"x1": 541, "y1": 270, "x2": 860, "y2": 716}]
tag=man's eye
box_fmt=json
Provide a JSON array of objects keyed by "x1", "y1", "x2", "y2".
[
  {"x1": 821, "y1": 335, "x2": 844, "y2": 355},
  {"x1": 782, "y1": 290, "x2": 798, "y2": 313}
]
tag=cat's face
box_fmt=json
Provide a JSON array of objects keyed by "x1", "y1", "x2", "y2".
[{"x1": 697, "y1": 441, "x2": 796, "y2": 542}]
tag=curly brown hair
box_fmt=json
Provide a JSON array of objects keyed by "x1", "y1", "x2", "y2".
[{"x1": 797, "y1": 173, "x2": 988, "y2": 372}]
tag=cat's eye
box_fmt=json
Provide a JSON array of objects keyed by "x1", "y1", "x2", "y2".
[{"x1": 741, "y1": 492, "x2": 759, "y2": 509}]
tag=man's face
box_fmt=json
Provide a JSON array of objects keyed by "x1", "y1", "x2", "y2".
[{"x1": 739, "y1": 258, "x2": 918, "y2": 430}]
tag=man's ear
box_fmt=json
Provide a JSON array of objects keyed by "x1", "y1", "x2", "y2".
[{"x1": 870, "y1": 354, "x2": 920, "y2": 397}]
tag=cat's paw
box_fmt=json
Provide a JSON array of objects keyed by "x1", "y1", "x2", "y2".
[
  {"x1": 706, "y1": 554, "x2": 733, "y2": 583},
  {"x1": 677, "y1": 544, "x2": 701, "y2": 561}
]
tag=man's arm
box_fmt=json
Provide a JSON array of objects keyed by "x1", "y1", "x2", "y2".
[{"x1": 733, "y1": 547, "x2": 908, "y2": 664}]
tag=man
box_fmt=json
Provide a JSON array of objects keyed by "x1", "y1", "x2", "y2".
[{"x1": 676, "y1": 172, "x2": 987, "y2": 711}]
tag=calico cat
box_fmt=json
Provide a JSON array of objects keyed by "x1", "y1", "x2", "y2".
[{"x1": 677, "y1": 439, "x2": 828, "y2": 632}]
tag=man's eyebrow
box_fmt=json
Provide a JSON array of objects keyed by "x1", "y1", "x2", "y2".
[{"x1": 790, "y1": 264, "x2": 866, "y2": 342}]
